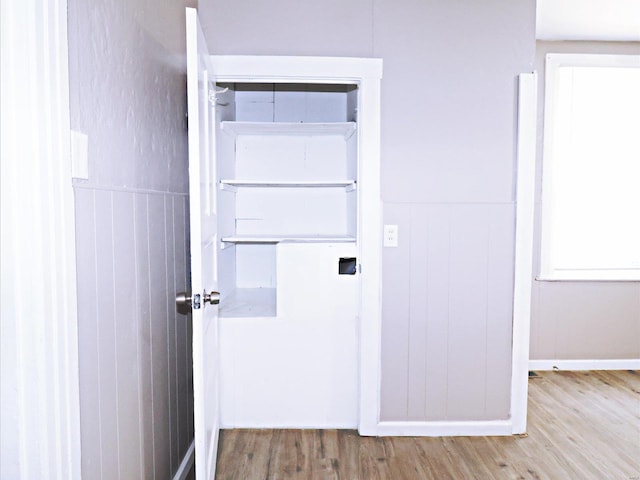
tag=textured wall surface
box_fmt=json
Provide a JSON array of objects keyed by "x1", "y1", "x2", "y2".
[
  {"x1": 68, "y1": 0, "x2": 194, "y2": 478},
  {"x1": 200, "y1": 0, "x2": 536, "y2": 422},
  {"x1": 530, "y1": 41, "x2": 640, "y2": 362}
]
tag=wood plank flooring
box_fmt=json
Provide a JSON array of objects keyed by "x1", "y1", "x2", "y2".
[{"x1": 215, "y1": 370, "x2": 640, "y2": 479}]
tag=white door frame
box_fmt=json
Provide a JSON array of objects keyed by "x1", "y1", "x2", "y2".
[
  {"x1": 210, "y1": 55, "x2": 384, "y2": 434},
  {"x1": 1, "y1": 0, "x2": 82, "y2": 477}
]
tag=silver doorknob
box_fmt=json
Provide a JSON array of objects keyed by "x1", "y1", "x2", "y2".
[
  {"x1": 175, "y1": 291, "x2": 219, "y2": 312},
  {"x1": 203, "y1": 291, "x2": 220, "y2": 305},
  {"x1": 176, "y1": 292, "x2": 193, "y2": 307}
]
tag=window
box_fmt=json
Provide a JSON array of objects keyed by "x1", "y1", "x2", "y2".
[{"x1": 541, "y1": 54, "x2": 640, "y2": 280}]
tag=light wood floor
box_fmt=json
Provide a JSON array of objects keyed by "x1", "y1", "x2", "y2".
[{"x1": 215, "y1": 370, "x2": 640, "y2": 479}]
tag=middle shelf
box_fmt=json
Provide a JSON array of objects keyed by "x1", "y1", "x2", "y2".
[
  {"x1": 220, "y1": 179, "x2": 356, "y2": 191},
  {"x1": 221, "y1": 234, "x2": 356, "y2": 246},
  {"x1": 220, "y1": 121, "x2": 357, "y2": 139}
]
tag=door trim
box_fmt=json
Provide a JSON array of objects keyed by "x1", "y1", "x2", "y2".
[
  {"x1": 510, "y1": 72, "x2": 538, "y2": 434},
  {"x1": 210, "y1": 56, "x2": 384, "y2": 434},
  {"x1": 1, "y1": 0, "x2": 81, "y2": 476}
]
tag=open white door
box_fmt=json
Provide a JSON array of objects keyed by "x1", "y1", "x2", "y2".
[{"x1": 184, "y1": 7, "x2": 220, "y2": 479}]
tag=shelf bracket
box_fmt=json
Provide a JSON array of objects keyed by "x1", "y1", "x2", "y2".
[
  {"x1": 219, "y1": 181, "x2": 237, "y2": 193},
  {"x1": 220, "y1": 239, "x2": 234, "y2": 250}
]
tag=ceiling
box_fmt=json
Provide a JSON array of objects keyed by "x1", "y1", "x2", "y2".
[{"x1": 537, "y1": 0, "x2": 640, "y2": 41}]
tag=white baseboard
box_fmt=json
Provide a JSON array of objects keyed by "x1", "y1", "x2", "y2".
[
  {"x1": 374, "y1": 420, "x2": 513, "y2": 437},
  {"x1": 220, "y1": 420, "x2": 358, "y2": 429},
  {"x1": 172, "y1": 439, "x2": 195, "y2": 480},
  {"x1": 529, "y1": 359, "x2": 640, "y2": 371}
]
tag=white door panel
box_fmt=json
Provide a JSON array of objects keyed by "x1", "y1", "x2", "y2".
[{"x1": 185, "y1": 8, "x2": 219, "y2": 479}]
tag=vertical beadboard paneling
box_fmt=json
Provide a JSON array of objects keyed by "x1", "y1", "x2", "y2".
[
  {"x1": 93, "y1": 190, "x2": 120, "y2": 476},
  {"x1": 112, "y1": 191, "x2": 142, "y2": 479},
  {"x1": 148, "y1": 194, "x2": 171, "y2": 479},
  {"x1": 183, "y1": 196, "x2": 195, "y2": 446},
  {"x1": 485, "y1": 205, "x2": 515, "y2": 419},
  {"x1": 423, "y1": 205, "x2": 451, "y2": 420},
  {"x1": 75, "y1": 189, "x2": 102, "y2": 479},
  {"x1": 173, "y1": 196, "x2": 190, "y2": 454},
  {"x1": 381, "y1": 202, "x2": 515, "y2": 422},
  {"x1": 447, "y1": 205, "x2": 490, "y2": 420},
  {"x1": 380, "y1": 204, "x2": 412, "y2": 419},
  {"x1": 77, "y1": 188, "x2": 192, "y2": 480},
  {"x1": 406, "y1": 205, "x2": 429, "y2": 419},
  {"x1": 165, "y1": 196, "x2": 178, "y2": 475},
  {"x1": 134, "y1": 193, "x2": 154, "y2": 479}
]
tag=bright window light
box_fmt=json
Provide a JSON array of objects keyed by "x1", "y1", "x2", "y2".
[{"x1": 541, "y1": 54, "x2": 640, "y2": 280}]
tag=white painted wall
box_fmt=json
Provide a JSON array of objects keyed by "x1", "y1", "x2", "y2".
[
  {"x1": 200, "y1": 0, "x2": 536, "y2": 422},
  {"x1": 67, "y1": 0, "x2": 195, "y2": 477},
  {"x1": 530, "y1": 41, "x2": 640, "y2": 364}
]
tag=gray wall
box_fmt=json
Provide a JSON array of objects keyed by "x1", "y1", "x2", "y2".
[
  {"x1": 201, "y1": 0, "x2": 536, "y2": 421},
  {"x1": 530, "y1": 41, "x2": 640, "y2": 362},
  {"x1": 68, "y1": 0, "x2": 194, "y2": 477}
]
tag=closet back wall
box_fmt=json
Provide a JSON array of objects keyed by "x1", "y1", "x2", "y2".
[{"x1": 201, "y1": 0, "x2": 535, "y2": 422}]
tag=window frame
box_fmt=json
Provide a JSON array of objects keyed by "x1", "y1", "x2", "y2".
[{"x1": 540, "y1": 53, "x2": 640, "y2": 281}]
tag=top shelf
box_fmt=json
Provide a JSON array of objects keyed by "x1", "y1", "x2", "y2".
[{"x1": 220, "y1": 121, "x2": 357, "y2": 139}]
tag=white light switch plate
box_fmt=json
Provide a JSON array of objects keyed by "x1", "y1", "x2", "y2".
[{"x1": 383, "y1": 224, "x2": 398, "y2": 247}]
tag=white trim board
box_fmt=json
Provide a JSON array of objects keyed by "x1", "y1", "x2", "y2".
[
  {"x1": 529, "y1": 359, "x2": 640, "y2": 371},
  {"x1": 510, "y1": 73, "x2": 538, "y2": 435},
  {"x1": 376, "y1": 420, "x2": 513, "y2": 437},
  {"x1": 0, "y1": 0, "x2": 81, "y2": 477}
]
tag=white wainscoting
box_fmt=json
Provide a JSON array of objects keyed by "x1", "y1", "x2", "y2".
[
  {"x1": 380, "y1": 202, "x2": 515, "y2": 425},
  {"x1": 74, "y1": 186, "x2": 193, "y2": 479}
]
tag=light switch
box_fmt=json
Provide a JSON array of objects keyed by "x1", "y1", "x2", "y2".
[
  {"x1": 71, "y1": 130, "x2": 89, "y2": 179},
  {"x1": 383, "y1": 224, "x2": 398, "y2": 247}
]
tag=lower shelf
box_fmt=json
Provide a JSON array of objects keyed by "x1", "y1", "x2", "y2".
[
  {"x1": 219, "y1": 288, "x2": 276, "y2": 318},
  {"x1": 221, "y1": 235, "x2": 355, "y2": 245}
]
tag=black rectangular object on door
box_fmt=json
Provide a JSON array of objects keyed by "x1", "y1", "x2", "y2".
[{"x1": 339, "y1": 257, "x2": 357, "y2": 275}]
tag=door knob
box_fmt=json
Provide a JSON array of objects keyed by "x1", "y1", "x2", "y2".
[
  {"x1": 176, "y1": 291, "x2": 220, "y2": 312},
  {"x1": 203, "y1": 291, "x2": 220, "y2": 305},
  {"x1": 176, "y1": 292, "x2": 193, "y2": 307}
]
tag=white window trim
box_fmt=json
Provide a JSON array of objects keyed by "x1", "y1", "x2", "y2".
[{"x1": 540, "y1": 53, "x2": 640, "y2": 282}]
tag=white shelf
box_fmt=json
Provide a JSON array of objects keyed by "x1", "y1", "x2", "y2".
[
  {"x1": 221, "y1": 235, "x2": 356, "y2": 245},
  {"x1": 221, "y1": 121, "x2": 356, "y2": 139},
  {"x1": 219, "y1": 180, "x2": 356, "y2": 191},
  {"x1": 219, "y1": 288, "x2": 276, "y2": 318}
]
